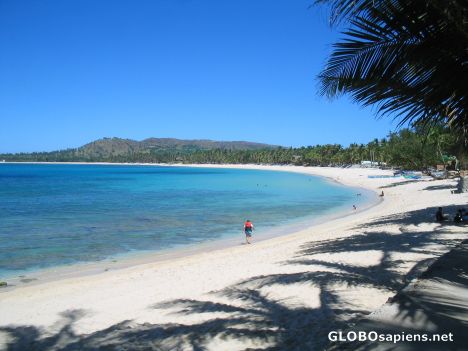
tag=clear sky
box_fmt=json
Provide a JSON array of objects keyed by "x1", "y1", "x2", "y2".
[{"x1": 0, "y1": 0, "x2": 397, "y2": 153}]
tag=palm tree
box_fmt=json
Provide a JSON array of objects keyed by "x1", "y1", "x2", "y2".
[{"x1": 316, "y1": 0, "x2": 468, "y2": 142}]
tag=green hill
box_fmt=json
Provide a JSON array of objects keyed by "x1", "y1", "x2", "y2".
[
  {"x1": 76, "y1": 137, "x2": 277, "y2": 158},
  {"x1": 0, "y1": 137, "x2": 279, "y2": 162}
]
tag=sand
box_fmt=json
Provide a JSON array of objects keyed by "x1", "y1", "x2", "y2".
[
  {"x1": 339, "y1": 240, "x2": 468, "y2": 351},
  {"x1": 0, "y1": 165, "x2": 467, "y2": 351}
]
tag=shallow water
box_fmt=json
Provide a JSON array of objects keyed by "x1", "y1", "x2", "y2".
[{"x1": 0, "y1": 164, "x2": 371, "y2": 278}]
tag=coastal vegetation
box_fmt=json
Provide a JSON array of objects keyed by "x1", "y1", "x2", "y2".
[
  {"x1": 1, "y1": 128, "x2": 466, "y2": 170},
  {"x1": 316, "y1": 0, "x2": 468, "y2": 142}
]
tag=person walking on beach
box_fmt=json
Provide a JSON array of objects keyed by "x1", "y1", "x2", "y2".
[{"x1": 244, "y1": 220, "x2": 254, "y2": 244}]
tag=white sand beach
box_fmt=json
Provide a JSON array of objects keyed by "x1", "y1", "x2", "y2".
[{"x1": 0, "y1": 165, "x2": 467, "y2": 350}]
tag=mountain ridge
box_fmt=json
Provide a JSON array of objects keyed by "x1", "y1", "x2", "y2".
[
  {"x1": 0, "y1": 137, "x2": 283, "y2": 162},
  {"x1": 75, "y1": 137, "x2": 278, "y2": 158}
]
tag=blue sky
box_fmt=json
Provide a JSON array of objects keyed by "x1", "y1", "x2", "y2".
[{"x1": 0, "y1": 0, "x2": 397, "y2": 153}]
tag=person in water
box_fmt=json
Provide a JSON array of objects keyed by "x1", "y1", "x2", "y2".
[{"x1": 244, "y1": 220, "x2": 254, "y2": 244}]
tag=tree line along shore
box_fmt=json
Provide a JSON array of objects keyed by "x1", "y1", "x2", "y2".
[{"x1": 2, "y1": 128, "x2": 466, "y2": 170}]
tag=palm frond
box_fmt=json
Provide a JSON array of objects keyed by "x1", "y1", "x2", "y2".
[{"x1": 318, "y1": 0, "x2": 468, "y2": 142}]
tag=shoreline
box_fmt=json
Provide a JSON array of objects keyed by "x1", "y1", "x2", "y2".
[
  {"x1": 0, "y1": 160, "x2": 404, "y2": 189},
  {"x1": 1, "y1": 164, "x2": 466, "y2": 350},
  {"x1": 1, "y1": 160, "x2": 393, "y2": 189},
  {"x1": 0, "y1": 164, "x2": 381, "y2": 290}
]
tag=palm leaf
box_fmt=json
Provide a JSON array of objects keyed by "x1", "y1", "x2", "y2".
[{"x1": 317, "y1": 0, "x2": 468, "y2": 141}]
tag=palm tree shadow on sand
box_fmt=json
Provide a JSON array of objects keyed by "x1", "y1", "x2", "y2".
[{"x1": 1, "y1": 206, "x2": 465, "y2": 351}]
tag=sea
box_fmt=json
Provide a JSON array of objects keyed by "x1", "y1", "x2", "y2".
[{"x1": 0, "y1": 164, "x2": 374, "y2": 281}]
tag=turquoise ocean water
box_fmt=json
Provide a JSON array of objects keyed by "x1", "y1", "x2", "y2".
[{"x1": 0, "y1": 164, "x2": 372, "y2": 279}]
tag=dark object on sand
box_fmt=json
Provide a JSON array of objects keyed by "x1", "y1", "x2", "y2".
[
  {"x1": 458, "y1": 176, "x2": 468, "y2": 193},
  {"x1": 454, "y1": 210, "x2": 463, "y2": 223},
  {"x1": 0, "y1": 281, "x2": 7, "y2": 287},
  {"x1": 379, "y1": 191, "x2": 384, "y2": 197},
  {"x1": 454, "y1": 208, "x2": 468, "y2": 223},
  {"x1": 436, "y1": 207, "x2": 447, "y2": 222}
]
